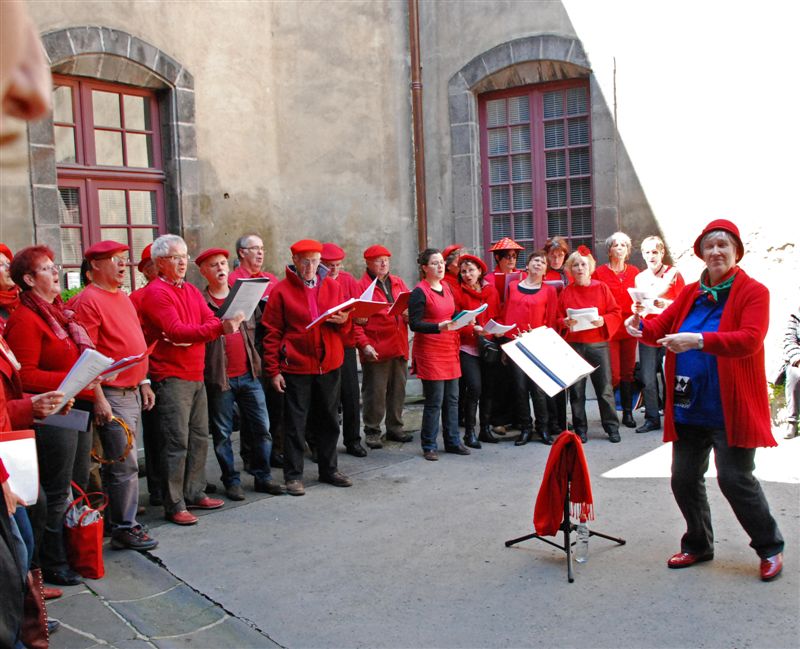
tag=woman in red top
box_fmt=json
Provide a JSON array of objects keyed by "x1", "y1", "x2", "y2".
[
  {"x1": 0, "y1": 243, "x2": 19, "y2": 333},
  {"x1": 592, "y1": 232, "x2": 640, "y2": 428},
  {"x1": 558, "y1": 247, "x2": 622, "y2": 443},
  {"x1": 5, "y1": 246, "x2": 97, "y2": 586},
  {"x1": 502, "y1": 249, "x2": 559, "y2": 446},
  {"x1": 409, "y1": 249, "x2": 469, "y2": 461},
  {"x1": 454, "y1": 254, "x2": 500, "y2": 449},
  {"x1": 543, "y1": 236, "x2": 570, "y2": 288}
]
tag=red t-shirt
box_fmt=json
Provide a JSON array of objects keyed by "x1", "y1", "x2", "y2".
[{"x1": 209, "y1": 295, "x2": 249, "y2": 378}]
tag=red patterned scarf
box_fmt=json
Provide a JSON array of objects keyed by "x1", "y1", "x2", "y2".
[{"x1": 19, "y1": 290, "x2": 95, "y2": 352}]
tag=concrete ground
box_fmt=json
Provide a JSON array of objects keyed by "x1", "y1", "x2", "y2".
[{"x1": 49, "y1": 394, "x2": 799, "y2": 649}]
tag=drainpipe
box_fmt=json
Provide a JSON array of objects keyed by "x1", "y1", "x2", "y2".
[{"x1": 408, "y1": 0, "x2": 428, "y2": 250}]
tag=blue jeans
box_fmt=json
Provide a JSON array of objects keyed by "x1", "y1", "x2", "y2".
[
  {"x1": 208, "y1": 372, "x2": 273, "y2": 486},
  {"x1": 420, "y1": 379, "x2": 461, "y2": 451}
]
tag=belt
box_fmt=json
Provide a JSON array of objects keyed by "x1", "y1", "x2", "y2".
[{"x1": 102, "y1": 385, "x2": 139, "y2": 393}]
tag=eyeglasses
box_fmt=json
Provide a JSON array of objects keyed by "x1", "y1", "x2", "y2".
[
  {"x1": 99, "y1": 255, "x2": 129, "y2": 264},
  {"x1": 164, "y1": 254, "x2": 190, "y2": 263},
  {"x1": 0, "y1": 262, "x2": 9, "y2": 271},
  {"x1": 35, "y1": 264, "x2": 61, "y2": 274},
  {"x1": 242, "y1": 246, "x2": 264, "y2": 253}
]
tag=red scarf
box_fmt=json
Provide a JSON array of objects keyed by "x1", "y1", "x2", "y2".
[
  {"x1": 19, "y1": 290, "x2": 95, "y2": 353},
  {"x1": 533, "y1": 431, "x2": 594, "y2": 536},
  {"x1": 0, "y1": 285, "x2": 19, "y2": 316}
]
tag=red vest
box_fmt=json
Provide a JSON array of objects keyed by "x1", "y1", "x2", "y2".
[{"x1": 411, "y1": 281, "x2": 460, "y2": 381}]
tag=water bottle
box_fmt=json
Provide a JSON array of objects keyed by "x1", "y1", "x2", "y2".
[{"x1": 575, "y1": 516, "x2": 589, "y2": 563}]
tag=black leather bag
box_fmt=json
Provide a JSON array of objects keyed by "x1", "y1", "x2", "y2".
[{"x1": 478, "y1": 336, "x2": 501, "y2": 365}]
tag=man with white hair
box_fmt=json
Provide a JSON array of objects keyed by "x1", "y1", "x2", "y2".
[{"x1": 139, "y1": 234, "x2": 244, "y2": 525}]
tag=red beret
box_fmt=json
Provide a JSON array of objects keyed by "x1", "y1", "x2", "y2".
[
  {"x1": 321, "y1": 242, "x2": 345, "y2": 261},
  {"x1": 0, "y1": 243, "x2": 13, "y2": 261},
  {"x1": 457, "y1": 254, "x2": 487, "y2": 275},
  {"x1": 195, "y1": 247, "x2": 229, "y2": 266},
  {"x1": 85, "y1": 240, "x2": 129, "y2": 261},
  {"x1": 489, "y1": 237, "x2": 524, "y2": 252},
  {"x1": 137, "y1": 243, "x2": 152, "y2": 272},
  {"x1": 442, "y1": 243, "x2": 465, "y2": 260},
  {"x1": 693, "y1": 219, "x2": 744, "y2": 262},
  {"x1": 363, "y1": 245, "x2": 392, "y2": 260},
  {"x1": 290, "y1": 239, "x2": 323, "y2": 255}
]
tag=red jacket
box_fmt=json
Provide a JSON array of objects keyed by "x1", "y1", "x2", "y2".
[
  {"x1": 262, "y1": 267, "x2": 347, "y2": 377},
  {"x1": 640, "y1": 268, "x2": 775, "y2": 448},
  {"x1": 455, "y1": 281, "x2": 500, "y2": 348},
  {"x1": 592, "y1": 264, "x2": 639, "y2": 341},
  {"x1": 557, "y1": 280, "x2": 622, "y2": 344},
  {"x1": 138, "y1": 278, "x2": 223, "y2": 382},
  {"x1": 332, "y1": 270, "x2": 360, "y2": 348},
  {"x1": 500, "y1": 280, "x2": 558, "y2": 338},
  {"x1": 353, "y1": 273, "x2": 410, "y2": 361},
  {"x1": 0, "y1": 341, "x2": 33, "y2": 430}
]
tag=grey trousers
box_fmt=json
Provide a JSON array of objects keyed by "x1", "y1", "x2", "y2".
[
  {"x1": 97, "y1": 386, "x2": 142, "y2": 531},
  {"x1": 568, "y1": 342, "x2": 619, "y2": 435},
  {"x1": 153, "y1": 378, "x2": 209, "y2": 514},
  {"x1": 361, "y1": 357, "x2": 407, "y2": 436}
]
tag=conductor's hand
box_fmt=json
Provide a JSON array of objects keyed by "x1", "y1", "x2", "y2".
[
  {"x1": 222, "y1": 312, "x2": 245, "y2": 334},
  {"x1": 657, "y1": 332, "x2": 703, "y2": 354},
  {"x1": 271, "y1": 373, "x2": 286, "y2": 394}
]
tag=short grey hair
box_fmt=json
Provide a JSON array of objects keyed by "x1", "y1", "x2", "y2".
[
  {"x1": 640, "y1": 235, "x2": 665, "y2": 254},
  {"x1": 605, "y1": 231, "x2": 632, "y2": 260},
  {"x1": 236, "y1": 233, "x2": 262, "y2": 257},
  {"x1": 151, "y1": 234, "x2": 186, "y2": 259}
]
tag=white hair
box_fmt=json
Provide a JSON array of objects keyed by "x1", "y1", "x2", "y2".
[{"x1": 151, "y1": 234, "x2": 186, "y2": 259}]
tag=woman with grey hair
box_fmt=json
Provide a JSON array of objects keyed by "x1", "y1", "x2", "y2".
[{"x1": 593, "y1": 231, "x2": 639, "y2": 428}]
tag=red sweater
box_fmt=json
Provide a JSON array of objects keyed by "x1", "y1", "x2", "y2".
[
  {"x1": 592, "y1": 264, "x2": 639, "y2": 341},
  {"x1": 500, "y1": 280, "x2": 558, "y2": 338},
  {"x1": 640, "y1": 269, "x2": 775, "y2": 448},
  {"x1": 138, "y1": 278, "x2": 223, "y2": 382},
  {"x1": 353, "y1": 273, "x2": 410, "y2": 361},
  {"x1": 228, "y1": 266, "x2": 279, "y2": 299},
  {"x1": 70, "y1": 284, "x2": 149, "y2": 387},
  {"x1": 557, "y1": 280, "x2": 622, "y2": 344},
  {"x1": 262, "y1": 267, "x2": 347, "y2": 377},
  {"x1": 4, "y1": 303, "x2": 95, "y2": 400},
  {"x1": 455, "y1": 281, "x2": 500, "y2": 350}
]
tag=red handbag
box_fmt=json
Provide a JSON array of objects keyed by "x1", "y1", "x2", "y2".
[{"x1": 64, "y1": 481, "x2": 108, "y2": 579}]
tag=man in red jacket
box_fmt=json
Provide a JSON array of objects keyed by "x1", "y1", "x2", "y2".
[
  {"x1": 354, "y1": 245, "x2": 412, "y2": 449},
  {"x1": 138, "y1": 235, "x2": 245, "y2": 525},
  {"x1": 262, "y1": 239, "x2": 353, "y2": 496}
]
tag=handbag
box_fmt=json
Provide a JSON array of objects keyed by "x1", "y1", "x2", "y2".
[
  {"x1": 64, "y1": 481, "x2": 108, "y2": 579},
  {"x1": 478, "y1": 336, "x2": 501, "y2": 365}
]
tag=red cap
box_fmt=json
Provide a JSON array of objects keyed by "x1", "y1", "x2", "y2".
[
  {"x1": 137, "y1": 243, "x2": 152, "y2": 272},
  {"x1": 290, "y1": 239, "x2": 323, "y2": 256},
  {"x1": 84, "y1": 240, "x2": 129, "y2": 261},
  {"x1": 442, "y1": 243, "x2": 465, "y2": 260},
  {"x1": 489, "y1": 237, "x2": 524, "y2": 252},
  {"x1": 457, "y1": 254, "x2": 487, "y2": 275},
  {"x1": 321, "y1": 242, "x2": 345, "y2": 261},
  {"x1": 693, "y1": 219, "x2": 744, "y2": 262},
  {"x1": 363, "y1": 244, "x2": 392, "y2": 260},
  {"x1": 0, "y1": 243, "x2": 12, "y2": 261},
  {"x1": 195, "y1": 247, "x2": 229, "y2": 266}
]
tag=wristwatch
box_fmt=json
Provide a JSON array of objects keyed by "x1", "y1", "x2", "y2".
[{"x1": 697, "y1": 334, "x2": 704, "y2": 350}]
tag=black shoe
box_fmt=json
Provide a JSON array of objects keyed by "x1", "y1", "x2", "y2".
[
  {"x1": 636, "y1": 419, "x2": 661, "y2": 434},
  {"x1": 621, "y1": 410, "x2": 637, "y2": 428},
  {"x1": 47, "y1": 618, "x2": 61, "y2": 634},
  {"x1": 386, "y1": 431, "x2": 413, "y2": 443},
  {"x1": 539, "y1": 429, "x2": 553, "y2": 445},
  {"x1": 148, "y1": 493, "x2": 163, "y2": 507},
  {"x1": 254, "y1": 479, "x2": 287, "y2": 495},
  {"x1": 205, "y1": 482, "x2": 217, "y2": 494},
  {"x1": 345, "y1": 442, "x2": 368, "y2": 457},
  {"x1": 478, "y1": 425, "x2": 499, "y2": 444},
  {"x1": 608, "y1": 430, "x2": 621, "y2": 443},
  {"x1": 43, "y1": 568, "x2": 82, "y2": 586},
  {"x1": 515, "y1": 429, "x2": 532, "y2": 446},
  {"x1": 270, "y1": 452, "x2": 284, "y2": 469},
  {"x1": 463, "y1": 428, "x2": 481, "y2": 449},
  {"x1": 445, "y1": 444, "x2": 471, "y2": 455},
  {"x1": 576, "y1": 430, "x2": 588, "y2": 444}
]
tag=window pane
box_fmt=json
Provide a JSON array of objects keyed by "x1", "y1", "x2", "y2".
[
  {"x1": 513, "y1": 212, "x2": 533, "y2": 240},
  {"x1": 568, "y1": 117, "x2": 589, "y2": 146},
  {"x1": 58, "y1": 188, "x2": 81, "y2": 225},
  {"x1": 100, "y1": 227, "x2": 129, "y2": 247},
  {"x1": 569, "y1": 148, "x2": 590, "y2": 176},
  {"x1": 570, "y1": 178, "x2": 591, "y2": 206},
  {"x1": 119, "y1": 268, "x2": 133, "y2": 294},
  {"x1": 131, "y1": 228, "x2": 156, "y2": 262},
  {"x1": 573, "y1": 238, "x2": 593, "y2": 254},
  {"x1": 98, "y1": 189, "x2": 127, "y2": 225},
  {"x1": 518, "y1": 241, "x2": 536, "y2": 267},
  {"x1": 489, "y1": 158, "x2": 508, "y2": 184},
  {"x1": 123, "y1": 95, "x2": 150, "y2": 131},
  {"x1": 546, "y1": 180, "x2": 567, "y2": 208},
  {"x1": 491, "y1": 215, "x2": 511, "y2": 240},
  {"x1": 512, "y1": 183, "x2": 532, "y2": 211},
  {"x1": 486, "y1": 99, "x2": 506, "y2": 128},
  {"x1": 567, "y1": 87, "x2": 587, "y2": 115},
  {"x1": 543, "y1": 91, "x2": 563, "y2": 119},
  {"x1": 53, "y1": 86, "x2": 73, "y2": 123},
  {"x1": 508, "y1": 96, "x2": 529, "y2": 124},
  {"x1": 54, "y1": 126, "x2": 76, "y2": 164},
  {"x1": 126, "y1": 133, "x2": 153, "y2": 168},
  {"x1": 547, "y1": 210, "x2": 568, "y2": 236},
  {"x1": 544, "y1": 121, "x2": 564, "y2": 148},
  {"x1": 511, "y1": 155, "x2": 531, "y2": 181},
  {"x1": 92, "y1": 90, "x2": 121, "y2": 128},
  {"x1": 488, "y1": 129, "x2": 508, "y2": 155},
  {"x1": 95, "y1": 130, "x2": 124, "y2": 166},
  {"x1": 129, "y1": 191, "x2": 158, "y2": 225},
  {"x1": 546, "y1": 151, "x2": 565, "y2": 178},
  {"x1": 60, "y1": 227, "x2": 84, "y2": 266},
  {"x1": 490, "y1": 186, "x2": 510, "y2": 213},
  {"x1": 571, "y1": 208, "x2": 593, "y2": 235},
  {"x1": 509, "y1": 125, "x2": 530, "y2": 153}
]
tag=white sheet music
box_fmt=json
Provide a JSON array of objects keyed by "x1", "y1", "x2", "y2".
[
  {"x1": 567, "y1": 307, "x2": 600, "y2": 332},
  {"x1": 55, "y1": 348, "x2": 114, "y2": 409},
  {"x1": 218, "y1": 277, "x2": 269, "y2": 320}
]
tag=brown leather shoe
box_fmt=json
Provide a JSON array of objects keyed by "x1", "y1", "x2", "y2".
[
  {"x1": 667, "y1": 551, "x2": 714, "y2": 569},
  {"x1": 760, "y1": 552, "x2": 783, "y2": 581},
  {"x1": 320, "y1": 471, "x2": 353, "y2": 487},
  {"x1": 423, "y1": 450, "x2": 438, "y2": 461},
  {"x1": 286, "y1": 480, "x2": 306, "y2": 496},
  {"x1": 187, "y1": 496, "x2": 224, "y2": 510},
  {"x1": 166, "y1": 510, "x2": 198, "y2": 526}
]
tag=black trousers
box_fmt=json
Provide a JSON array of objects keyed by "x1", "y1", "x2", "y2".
[
  {"x1": 340, "y1": 347, "x2": 361, "y2": 446},
  {"x1": 283, "y1": 370, "x2": 342, "y2": 482},
  {"x1": 459, "y1": 351, "x2": 494, "y2": 428},
  {"x1": 567, "y1": 342, "x2": 619, "y2": 436},
  {"x1": 508, "y1": 359, "x2": 549, "y2": 432},
  {"x1": 671, "y1": 423, "x2": 784, "y2": 559}
]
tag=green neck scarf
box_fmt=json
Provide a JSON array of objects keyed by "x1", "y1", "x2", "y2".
[{"x1": 699, "y1": 268, "x2": 737, "y2": 303}]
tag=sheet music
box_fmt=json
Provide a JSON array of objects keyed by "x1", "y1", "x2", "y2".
[
  {"x1": 217, "y1": 277, "x2": 269, "y2": 320},
  {"x1": 627, "y1": 287, "x2": 664, "y2": 315},
  {"x1": 451, "y1": 303, "x2": 488, "y2": 331},
  {"x1": 360, "y1": 277, "x2": 378, "y2": 301},
  {"x1": 387, "y1": 291, "x2": 411, "y2": 317},
  {"x1": 0, "y1": 430, "x2": 39, "y2": 504},
  {"x1": 567, "y1": 307, "x2": 600, "y2": 332},
  {"x1": 483, "y1": 319, "x2": 515, "y2": 336},
  {"x1": 55, "y1": 348, "x2": 114, "y2": 410}
]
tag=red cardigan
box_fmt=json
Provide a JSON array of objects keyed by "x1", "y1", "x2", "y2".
[
  {"x1": 353, "y1": 273, "x2": 410, "y2": 361},
  {"x1": 262, "y1": 267, "x2": 347, "y2": 377},
  {"x1": 557, "y1": 280, "x2": 622, "y2": 344},
  {"x1": 640, "y1": 268, "x2": 775, "y2": 448}
]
